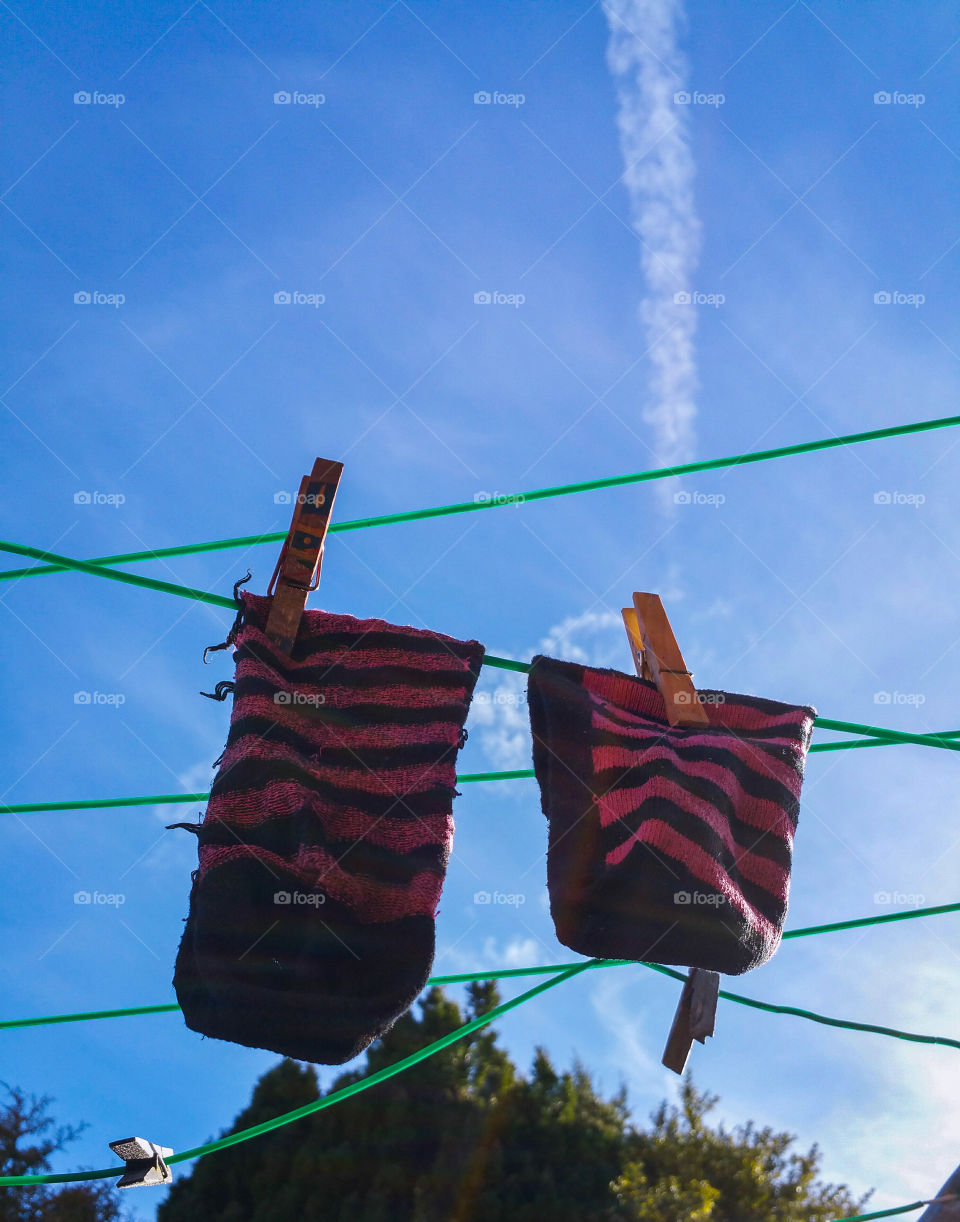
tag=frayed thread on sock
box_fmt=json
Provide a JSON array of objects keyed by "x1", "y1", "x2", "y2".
[
  {"x1": 202, "y1": 571, "x2": 252, "y2": 665},
  {"x1": 200, "y1": 680, "x2": 236, "y2": 702},
  {"x1": 167, "y1": 819, "x2": 202, "y2": 836}
]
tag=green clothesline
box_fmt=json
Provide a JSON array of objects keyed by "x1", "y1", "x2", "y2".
[
  {"x1": 834, "y1": 1201, "x2": 955, "y2": 1222},
  {"x1": 4, "y1": 934, "x2": 959, "y2": 1188},
  {"x1": 3, "y1": 413, "x2": 956, "y2": 1198},
  {"x1": 8, "y1": 956, "x2": 957, "y2": 1053},
  {"x1": 0, "y1": 961, "x2": 591, "y2": 1186},
  {"x1": 4, "y1": 725, "x2": 960, "y2": 818},
  {"x1": 2, "y1": 408, "x2": 959, "y2": 585},
  {"x1": 0, "y1": 542, "x2": 238, "y2": 610},
  {"x1": 6, "y1": 533, "x2": 955, "y2": 765},
  {"x1": 810, "y1": 719, "x2": 960, "y2": 754},
  {"x1": 5, "y1": 898, "x2": 959, "y2": 1032},
  {"x1": 2, "y1": 543, "x2": 958, "y2": 771},
  {"x1": 647, "y1": 960, "x2": 960, "y2": 1051}
]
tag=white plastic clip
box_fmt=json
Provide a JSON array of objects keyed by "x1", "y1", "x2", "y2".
[{"x1": 108, "y1": 1137, "x2": 174, "y2": 1189}]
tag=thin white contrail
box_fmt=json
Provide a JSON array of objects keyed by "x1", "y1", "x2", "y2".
[{"x1": 603, "y1": 0, "x2": 701, "y2": 471}]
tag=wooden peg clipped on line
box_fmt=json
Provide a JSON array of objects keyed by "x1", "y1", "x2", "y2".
[
  {"x1": 621, "y1": 590, "x2": 719, "y2": 1073},
  {"x1": 265, "y1": 457, "x2": 343, "y2": 654},
  {"x1": 661, "y1": 968, "x2": 720, "y2": 1075},
  {"x1": 620, "y1": 592, "x2": 709, "y2": 728}
]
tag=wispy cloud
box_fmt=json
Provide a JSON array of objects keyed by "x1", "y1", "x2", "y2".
[
  {"x1": 471, "y1": 610, "x2": 624, "y2": 771},
  {"x1": 589, "y1": 968, "x2": 665, "y2": 1090},
  {"x1": 602, "y1": 0, "x2": 701, "y2": 470},
  {"x1": 436, "y1": 934, "x2": 545, "y2": 977},
  {"x1": 469, "y1": 674, "x2": 531, "y2": 771}
]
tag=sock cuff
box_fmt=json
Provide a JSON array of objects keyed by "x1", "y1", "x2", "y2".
[
  {"x1": 239, "y1": 590, "x2": 486, "y2": 673},
  {"x1": 530, "y1": 654, "x2": 816, "y2": 742}
]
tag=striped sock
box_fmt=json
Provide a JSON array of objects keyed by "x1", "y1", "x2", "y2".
[
  {"x1": 173, "y1": 592, "x2": 484, "y2": 1064},
  {"x1": 527, "y1": 656, "x2": 815, "y2": 974}
]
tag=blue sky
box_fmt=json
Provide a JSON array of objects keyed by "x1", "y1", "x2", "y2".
[{"x1": 3, "y1": 0, "x2": 960, "y2": 1215}]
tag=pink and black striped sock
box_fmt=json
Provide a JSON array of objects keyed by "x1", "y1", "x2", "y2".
[
  {"x1": 527, "y1": 656, "x2": 816, "y2": 974},
  {"x1": 173, "y1": 591, "x2": 484, "y2": 1064}
]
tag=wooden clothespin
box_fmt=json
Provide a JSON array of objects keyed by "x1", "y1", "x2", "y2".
[
  {"x1": 661, "y1": 968, "x2": 720, "y2": 1074},
  {"x1": 621, "y1": 592, "x2": 709, "y2": 727},
  {"x1": 108, "y1": 1137, "x2": 173, "y2": 1188},
  {"x1": 621, "y1": 591, "x2": 719, "y2": 1073},
  {"x1": 265, "y1": 457, "x2": 343, "y2": 653}
]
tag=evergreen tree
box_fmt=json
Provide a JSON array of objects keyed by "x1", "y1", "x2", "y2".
[
  {"x1": 0, "y1": 1086, "x2": 126, "y2": 1222},
  {"x1": 159, "y1": 983, "x2": 625, "y2": 1222},
  {"x1": 157, "y1": 984, "x2": 870, "y2": 1222},
  {"x1": 612, "y1": 1079, "x2": 870, "y2": 1221}
]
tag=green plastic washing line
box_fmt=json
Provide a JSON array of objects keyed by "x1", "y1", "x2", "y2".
[
  {"x1": 4, "y1": 725, "x2": 960, "y2": 818},
  {"x1": 0, "y1": 542, "x2": 237, "y2": 609},
  {"x1": 831, "y1": 1199, "x2": 957, "y2": 1221},
  {"x1": 0, "y1": 544, "x2": 956, "y2": 759},
  {"x1": 1, "y1": 411, "x2": 956, "y2": 1198},
  {"x1": 3, "y1": 408, "x2": 960, "y2": 583},
  {"x1": 4, "y1": 937, "x2": 960, "y2": 1186},
  {"x1": 5, "y1": 899, "x2": 960, "y2": 1032},
  {"x1": 0, "y1": 962, "x2": 592, "y2": 1186}
]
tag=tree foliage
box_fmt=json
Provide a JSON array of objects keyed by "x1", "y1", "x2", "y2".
[
  {"x1": 611, "y1": 1080, "x2": 869, "y2": 1221},
  {"x1": 156, "y1": 982, "x2": 870, "y2": 1222},
  {"x1": 0, "y1": 1085, "x2": 126, "y2": 1222}
]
